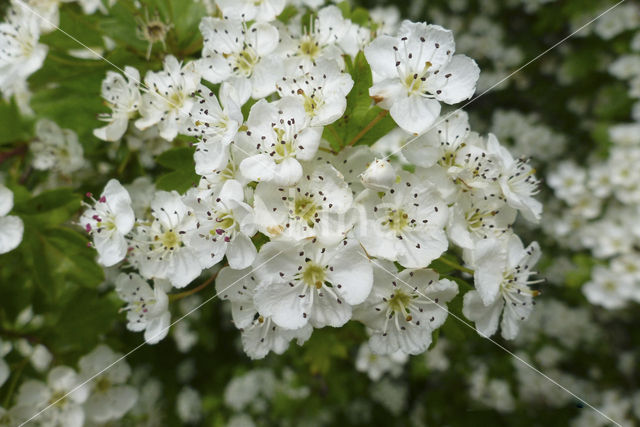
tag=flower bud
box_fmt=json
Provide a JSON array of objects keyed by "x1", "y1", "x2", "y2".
[{"x1": 361, "y1": 159, "x2": 395, "y2": 191}]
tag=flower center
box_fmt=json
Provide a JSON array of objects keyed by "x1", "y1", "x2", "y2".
[
  {"x1": 301, "y1": 262, "x2": 325, "y2": 289},
  {"x1": 294, "y1": 197, "x2": 317, "y2": 224},
  {"x1": 388, "y1": 290, "x2": 411, "y2": 314},
  {"x1": 49, "y1": 390, "x2": 68, "y2": 408},
  {"x1": 158, "y1": 229, "x2": 180, "y2": 250},
  {"x1": 382, "y1": 208, "x2": 409, "y2": 232},
  {"x1": 95, "y1": 376, "x2": 112, "y2": 393},
  {"x1": 234, "y1": 48, "x2": 258, "y2": 76},
  {"x1": 299, "y1": 35, "x2": 320, "y2": 59}
]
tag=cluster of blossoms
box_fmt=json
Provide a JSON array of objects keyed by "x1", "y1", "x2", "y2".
[
  {"x1": 542, "y1": 24, "x2": 640, "y2": 310},
  {"x1": 80, "y1": 1, "x2": 542, "y2": 360},
  {"x1": 0, "y1": 343, "x2": 150, "y2": 427}
]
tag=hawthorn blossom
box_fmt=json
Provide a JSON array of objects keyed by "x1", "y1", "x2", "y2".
[
  {"x1": 15, "y1": 366, "x2": 88, "y2": 427},
  {"x1": 131, "y1": 191, "x2": 202, "y2": 288},
  {"x1": 253, "y1": 164, "x2": 353, "y2": 243},
  {"x1": 115, "y1": 273, "x2": 171, "y2": 344},
  {"x1": 0, "y1": 185, "x2": 24, "y2": 255},
  {"x1": 360, "y1": 158, "x2": 396, "y2": 191},
  {"x1": 365, "y1": 21, "x2": 479, "y2": 134},
  {"x1": 355, "y1": 172, "x2": 449, "y2": 269},
  {"x1": 462, "y1": 235, "x2": 541, "y2": 339},
  {"x1": 31, "y1": 119, "x2": 85, "y2": 175},
  {"x1": 354, "y1": 260, "x2": 458, "y2": 355},
  {"x1": 282, "y1": 5, "x2": 358, "y2": 69},
  {"x1": 215, "y1": 0, "x2": 286, "y2": 22},
  {"x1": 94, "y1": 66, "x2": 141, "y2": 142},
  {"x1": 275, "y1": 59, "x2": 354, "y2": 126},
  {"x1": 186, "y1": 83, "x2": 243, "y2": 176},
  {"x1": 215, "y1": 267, "x2": 313, "y2": 359},
  {"x1": 80, "y1": 179, "x2": 135, "y2": 266},
  {"x1": 355, "y1": 343, "x2": 408, "y2": 381},
  {"x1": 135, "y1": 56, "x2": 200, "y2": 141},
  {"x1": 0, "y1": 5, "x2": 48, "y2": 98},
  {"x1": 485, "y1": 134, "x2": 542, "y2": 222},
  {"x1": 197, "y1": 18, "x2": 280, "y2": 99},
  {"x1": 78, "y1": 345, "x2": 138, "y2": 423},
  {"x1": 185, "y1": 180, "x2": 257, "y2": 270},
  {"x1": 239, "y1": 97, "x2": 323, "y2": 185},
  {"x1": 583, "y1": 266, "x2": 637, "y2": 309},
  {"x1": 253, "y1": 237, "x2": 373, "y2": 330}
]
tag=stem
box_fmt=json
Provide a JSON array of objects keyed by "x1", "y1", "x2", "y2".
[
  {"x1": 169, "y1": 270, "x2": 220, "y2": 302},
  {"x1": 346, "y1": 109, "x2": 389, "y2": 147},
  {"x1": 0, "y1": 145, "x2": 27, "y2": 164},
  {"x1": 317, "y1": 146, "x2": 336, "y2": 154},
  {"x1": 3, "y1": 358, "x2": 28, "y2": 407},
  {"x1": 437, "y1": 256, "x2": 474, "y2": 275}
]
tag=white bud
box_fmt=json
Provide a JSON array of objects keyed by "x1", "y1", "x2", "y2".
[{"x1": 360, "y1": 159, "x2": 395, "y2": 191}]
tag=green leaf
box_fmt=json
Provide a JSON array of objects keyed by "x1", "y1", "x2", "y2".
[
  {"x1": 323, "y1": 52, "x2": 395, "y2": 151},
  {"x1": 45, "y1": 227, "x2": 105, "y2": 288},
  {"x1": 155, "y1": 146, "x2": 199, "y2": 193},
  {"x1": 13, "y1": 189, "x2": 81, "y2": 226}
]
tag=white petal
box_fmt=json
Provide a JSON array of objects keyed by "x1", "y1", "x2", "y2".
[
  {"x1": 462, "y1": 290, "x2": 503, "y2": 338},
  {"x1": 144, "y1": 311, "x2": 171, "y2": 344},
  {"x1": 226, "y1": 233, "x2": 257, "y2": 270},
  {"x1": 0, "y1": 185, "x2": 13, "y2": 216},
  {"x1": 390, "y1": 95, "x2": 441, "y2": 135},
  {"x1": 430, "y1": 55, "x2": 480, "y2": 104},
  {"x1": 240, "y1": 154, "x2": 276, "y2": 183},
  {"x1": 0, "y1": 216, "x2": 24, "y2": 255},
  {"x1": 254, "y1": 282, "x2": 311, "y2": 330}
]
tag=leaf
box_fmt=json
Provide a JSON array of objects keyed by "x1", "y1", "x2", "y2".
[
  {"x1": 155, "y1": 146, "x2": 199, "y2": 193},
  {"x1": 47, "y1": 288, "x2": 118, "y2": 355},
  {"x1": 0, "y1": 100, "x2": 33, "y2": 146},
  {"x1": 322, "y1": 52, "x2": 395, "y2": 151},
  {"x1": 13, "y1": 188, "x2": 81, "y2": 226},
  {"x1": 45, "y1": 227, "x2": 105, "y2": 288}
]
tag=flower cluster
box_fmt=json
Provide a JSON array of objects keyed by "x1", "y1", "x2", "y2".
[{"x1": 79, "y1": 3, "x2": 541, "y2": 359}]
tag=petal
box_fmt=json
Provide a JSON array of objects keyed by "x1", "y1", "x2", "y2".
[
  {"x1": 325, "y1": 240, "x2": 373, "y2": 305},
  {"x1": 144, "y1": 311, "x2": 171, "y2": 344},
  {"x1": 240, "y1": 154, "x2": 277, "y2": 183},
  {"x1": 253, "y1": 282, "x2": 311, "y2": 330},
  {"x1": 0, "y1": 216, "x2": 24, "y2": 255},
  {"x1": 462, "y1": 290, "x2": 504, "y2": 338},
  {"x1": 226, "y1": 233, "x2": 257, "y2": 270},
  {"x1": 0, "y1": 185, "x2": 13, "y2": 216},
  {"x1": 364, "y1": 35, "x2": 400, "y2": 81},
  {"x1": 430, "y1": 55, "x2": 480, "y2": 104},
  {"x1": 167, "y1": 250, "x2": 202, "y2": 288},
  {"x1": 390, "y1": 95, "x2": 441, "y2": 135}
]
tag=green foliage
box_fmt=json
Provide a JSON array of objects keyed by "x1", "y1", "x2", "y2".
[
  {"x1": 322, "y1": 52, "x2": 395, "y2": 151},
  {"x1": 155, "y1": 146, "x2": 199, "y2": 193}
]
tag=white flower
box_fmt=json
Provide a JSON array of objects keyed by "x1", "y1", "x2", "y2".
[
  {"x1": 355, "y1": 342, "x2": 408, "y2": 381},
  {"x1": 80, "y1": 179, "x2": 135, "y2": 267},
  {"x1": 447, "y1": 194, "x2": 516, "y2": 250},
  {"x1": 313, "y1": 145, "x2": 376, "y2": 195},
  {"x1": 369, "y1": 6, "x2": 401, "y2": 36},
  {"x1": 253, "y1": 164, "x2": 353, "y2": 244},
  {"x1": 15, "y1": 366, "x2": 88, "y2": 427},
  {"x1": 215, "y1": 267, "x2": 313, "y2": 359},
  {"x1": 365, "y1": 21, "x2": 479, "y2": 134},
  {"x1": 239, "y1": 97, "x2": 323, "y2": 186},
  {"x1": 354, "y1": 260, "x2": 457, "y2": 355},
  {"x1": 485, "y1": 134, "x2": 541, "y2": 222},
  {"x1": 78, "y1": 345, "x2": 138, "y2": 423},
  {"x1": 123, "y1": 126, "x2": 172, "y2": 169},
  {"x1": 131, "y1": 191, "x2": 202, "y2": 288},
  {"x1": 546, "y1": 161, "x2": 587, "y2": 204},
  {"x1": 275, "y1": 59, "x2": 354, "y2": 126},
  {"x1": 0, "y1": 5, "x2": 48, "y2": 97},
  {"x1": 583, "y1": 266, "x2": 635, "y2": 309},
  {"x1": 115, "y1": 273, "x2": 171, "y2": 344},
  {"x1": 197, "y1": 17, "x2": 280, "y2": 99},
  {"x1": 135, "y1": 56, "x2": 200, "y2": 141},
  {"x1": 31, "y1": 119, "x2": 85, "y2": 175},
  {"x1": 0, "y1": 185, "x2": 24, "y2": 255},
  {"x1": 355, "y1": 172, "x2": 449, "y2": 269},
  {"x1": 176, "y1": 386, "x2": 202, "y2": 424},
  {"x1": 462, "y1": 235, "x2": 541, "y2": 339},
  {"x1": 185, "y1": 180, "x2": 257, "y2": 270},
  {"x1": 253, "y1": 237, "x2": 373, "y2": 330},
  {"x1": 186, "y1": 83, "x2": 243, "y2": 176},
  {"x1": 281, "y1": 5, "x2": 355, "y2": 69},
  {"x1": 214, "y1": 0, "x2": 285, "y2": 22},
  {"x1": 94, "y1": 66, "x2": 141, "y2": 142}
]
